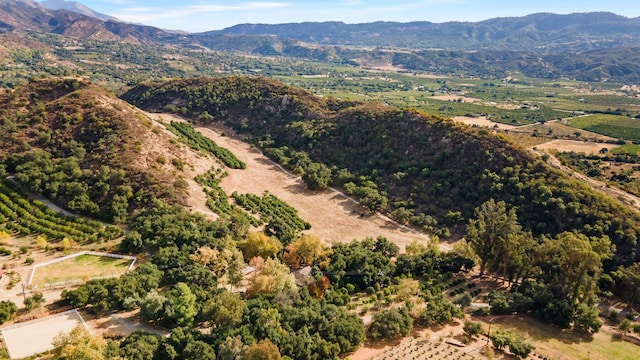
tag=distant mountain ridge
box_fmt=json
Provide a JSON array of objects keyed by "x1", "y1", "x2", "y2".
[
  {"x1": 39, "y1": 0, "x2": 117, "y2": 22},
  {"x1": 206, "y1": 12, "x2": 640, "y2": 54},
  {"x1": 2, "y1": 0, "x2": 640, "y2": 82},
  {"x1": 0, "y1": 0, "x2": 174, "y2": 43}
]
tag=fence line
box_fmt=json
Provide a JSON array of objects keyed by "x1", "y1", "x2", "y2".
[{"x1": 27, "y1": 251, "x2": 137, "y2": 286}]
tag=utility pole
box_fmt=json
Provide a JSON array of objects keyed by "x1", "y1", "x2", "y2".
[{"x1": 487, "y1": 317, "x2": 494, "y2": 344}]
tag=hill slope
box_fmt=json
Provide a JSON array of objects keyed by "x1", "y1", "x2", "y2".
[
  {"x1": 123, "y1": 76, "x2": 640, "y2": 267},
  {"x1": 0, "y1": 78, "x2": 193, "y2": 222},
  {"x1": 0, "y1": 0, "x2": 174, "y2": 43}
]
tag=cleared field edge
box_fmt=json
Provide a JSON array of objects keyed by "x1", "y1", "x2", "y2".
[
  {"x1": 27, "y1": 251, "x2": 137, "y2": 288},
  {"x1": 1, "y1": 309, "x2": 89, "y2": 359}
]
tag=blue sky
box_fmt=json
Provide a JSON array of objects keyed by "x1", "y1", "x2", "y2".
[{"x1": 44, "y1": 0, "x2": 640, "y2": 33}]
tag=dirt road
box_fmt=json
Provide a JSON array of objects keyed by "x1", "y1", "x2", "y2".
[{"x1": 536, "y1": 150, "x2": 640, "y2": 210}]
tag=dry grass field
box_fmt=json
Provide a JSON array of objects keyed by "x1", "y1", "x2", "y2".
[
  {"x1": 147, "y1": 112, "x2": 435, "y2": 253},
  {"x1": 29, "y1": 254, "x2": 132, "y2": 289}
]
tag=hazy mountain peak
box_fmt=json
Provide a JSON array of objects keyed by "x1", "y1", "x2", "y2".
[
  {"x1": 39, "y1": 0, "x2": 116, "y2": 21},
  {"x1": 0, "y1": 0, "x2": 38, "y2": 6}
]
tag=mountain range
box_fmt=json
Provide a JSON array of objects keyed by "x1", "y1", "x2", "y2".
[
  {"x1": 1, "y1": 0, "x2": 639, "y2": 53},
  {"x1": 0, "y1": 0, "x2": 173, "y2": 43},
  {"x1": 2, "y1": 0, "x2": 640, "y2": 82},
  {"x1": 207, "y1": 12, "x2": 640, "y2": 54}
]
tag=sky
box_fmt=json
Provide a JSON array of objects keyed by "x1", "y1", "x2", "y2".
[{"x1": 41, "y1": 0, "x2": 640, "y2": 33}]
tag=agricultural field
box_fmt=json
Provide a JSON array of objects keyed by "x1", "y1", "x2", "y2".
[
  {"x1": 612, "y1": 144, "x2": 640, "y2": 155},
  {"x1": 29, "y1": 253, "x2": 134, "y2": 289},
  {"x1": 0, "y1": 180, "x2": 121, "y2": 244},
  {"x1": 568, "y1": 114, "x2": 640, "y2": 142},
  {"x1": 276, "y1": 64, "x2": 640, "y2": 141}
]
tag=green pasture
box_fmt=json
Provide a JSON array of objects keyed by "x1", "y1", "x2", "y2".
[
  {"x1": 570, "y1": 114, "x2": 640, "y2": 141},
  {"x1": 611, "y1": 144, "x2": 640, "y2": 155}
]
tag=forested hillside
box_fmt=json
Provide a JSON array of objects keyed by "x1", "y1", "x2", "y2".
[
  {"x1": 209, "y1": 12, "x2": 640, "y2": 54},
  {"x1": 123, "y1": 76, "x2": 640, "y2": 268},
  {"x1": 0, "y1": 78, "x2": 184, "y2": 222}
]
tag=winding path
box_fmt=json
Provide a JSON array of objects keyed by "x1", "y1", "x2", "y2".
[{"x1": 534, "y1": 149, "x2": 640, "y2": 210}]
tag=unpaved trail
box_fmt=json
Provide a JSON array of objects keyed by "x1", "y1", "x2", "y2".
[{"x1": 535, "y1": 150, "x2": 640, "y2": 210}]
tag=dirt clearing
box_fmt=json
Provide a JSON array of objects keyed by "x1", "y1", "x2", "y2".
[
  {"x1": 196, "y1": 126, "x2": 431, "y2": 252},
  {"x1": 535, "y1": 139, "x2": 619, "y2": 155},
  {"x1": 1, "y1": 309, "x2": 87, "y2": 359},
  {"x1": 453, "y1": 116, "x2": 518, "y2": 130}
]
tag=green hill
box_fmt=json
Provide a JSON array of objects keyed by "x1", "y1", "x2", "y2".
[
  {"x1": 123, "y1": 76, "x2": 640, "y2": 267},
  {"x1": 0, "y1": 78, "x2": 185, "y2": 222}
]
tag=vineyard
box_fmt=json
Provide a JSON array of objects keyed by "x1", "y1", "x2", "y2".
[
  {"x1": 233, "y1": 191, "x2": 311, "y2": 245},
  {"x1": 166, "y1": 121, "x2": 246, "y2": 169},
  {"x1": 569, "y1": 114, "x2": 640, "y2": 141},
  {"x1": 0, "y1": 179, "x2": 121, "y2": 243},
  {"x1": 194, "y1": 167, "x2": 259, "y2": 226}
]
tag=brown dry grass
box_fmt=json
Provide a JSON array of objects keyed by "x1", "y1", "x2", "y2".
[
  {"x1": 144, "y1": 113, "x2": 433, "y2": 252},
  {"x1": 535, "y1": 140, "x2": 620, "y2": 155},
  {"x1": 453, "y1": 116, "x2": 518, "y2": 130}
]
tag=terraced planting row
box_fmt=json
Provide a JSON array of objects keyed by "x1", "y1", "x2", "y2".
[
  {"x1": 0, "y1": 179, "x2": 119, "y2": 242},
  {"x1": 233, "y1": 191, "x2": 311, "y2": 244},
  {"x1": 371, "y1": 337, "x2": 479, "y2": 360},
  {"x1": 194, "y1": 167, "x2": 259, "y2": 226},
  {"x1": 166, "y1": 121, "x2": 246, "y2": 169}
]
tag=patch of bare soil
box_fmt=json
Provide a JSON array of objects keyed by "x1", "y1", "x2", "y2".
[
  {"x1": 145, "y1": 113, "x2": 433, "y2": 251},
  {"x1": 453, "y1": 116, "x2": 518, "y2": 130},
  {"x1": 535, "y1": 139, "x2": 620, "y2": 155},
  {"x1": 432, "y1": 95, "x2": 481, "y2": 103},
  {"x1": 82, "y1": 309, "x2": 169, "y2": 338},
  {"x1": 196, "y1": 126, "x2": 432, "y2": 251}
]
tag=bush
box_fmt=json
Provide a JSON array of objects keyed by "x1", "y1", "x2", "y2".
[
  {"x1": 366, "y1": 286, "x2": 375, "y2": 295},
  {"x1": 608, "y1": 309, "x2": 620, "y2": 324},
  {"x1": 619, "y1": 318, "x2": 632, "y2": 332},
  {"x1": 367, "y1": 307, "x2": 413, "y2": 342},
  {"x1": 463, "y1": 320, "x2": 483, "y2": 338},
  {"x1": 24, "y1": 293, "x2": 45, "y2": 311},
  {"x1": 24, "y1": 257, "x2": 34, "y2": 265},
  {"x1": 473, "y1": 306, "x2": 491, "y2": 316},
  {"x1": 0, "y1": 300, "x2": 17, "y2": 324}
]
